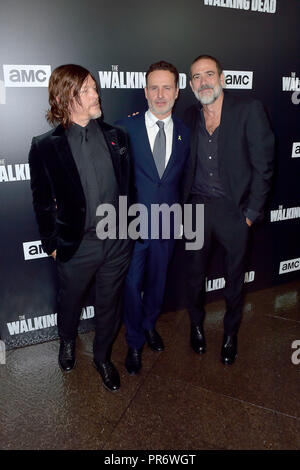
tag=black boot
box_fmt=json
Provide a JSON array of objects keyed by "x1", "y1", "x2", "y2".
[
  {"x1": 58, "y1": 339, "x2": 76, "y2": 372},
  {"x1": 221, "y1": 334, "x2": 237, "y2": 365},
  {"x1": 190, "y1": 325, "x2": 206, "y2": 354},
  {"x1": 125, "y1": 347, "x2": 143, "y2": 375}
]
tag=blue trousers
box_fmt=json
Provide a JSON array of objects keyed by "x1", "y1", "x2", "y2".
[{"x1": 123, "y1": 238, "x2": 176, "y2": 349}]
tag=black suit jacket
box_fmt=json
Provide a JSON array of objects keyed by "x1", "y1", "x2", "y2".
[
  {"x1": 183, "y1": 91, "x2": 274, "y2": 220},
  {"x1": 28, "y1": 119, "x2": 131, "y2": 262}
]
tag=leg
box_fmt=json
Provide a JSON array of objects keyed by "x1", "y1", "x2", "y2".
[
  {"x1": 93, "y1": 239, "x2": 132, "y2": 363},
  {"x1": 142, "y1": 239, "x2": 175, "y2": 331},
  {"x1": 57, "y1": 239, "x2": 102, "y2": 341},
  {"x1": 185, "y1": 199, "x2": 213, "y2": 326},
  {"x1": 56, "y1": 239, "x2": 104, "y2": 371},
  {"x1": 123, "y1": 240, "x2": 149, "y2": 349},
  {"x1": 213, "y1": 199, "x2": 249, "y2": 336}
]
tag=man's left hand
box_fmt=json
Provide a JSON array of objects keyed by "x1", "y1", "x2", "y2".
[{"x1": 246, "y1": 217, "x2": 252, "y2": 227}]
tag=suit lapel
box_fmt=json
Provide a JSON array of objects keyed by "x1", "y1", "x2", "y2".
[
  {"x1": 51, "y1": 125, "x2": 83, "y2": 191},
  {"x1": 136, "y1": 114, "x2": 160, "y2": 180},
  {"x1": 100, "y1": 122, "x2": 122, "y2": 187},
  {"x1": 218, "y1": 92, "x2": 232, "y2": 159},
  {"x1": 161, "y1": 118, "x2": 183, "y2": 180}
]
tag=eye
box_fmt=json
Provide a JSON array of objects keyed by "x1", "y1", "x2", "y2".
[{"x1": 193, "y1": 74, "x2": 200, "y2": 80}]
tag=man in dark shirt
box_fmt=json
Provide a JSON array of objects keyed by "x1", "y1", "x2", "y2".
[
  {"x1": 183, "y1": 55, "x2": 274, "y2": 364},
  {"x1": 29, "y1": 64, "x2": 132, "y2": 391}
]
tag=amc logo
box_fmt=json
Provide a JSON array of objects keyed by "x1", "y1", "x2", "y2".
[
  {"x1": 292, "y1": 142, "x2": 300, "y2": 158},
  {"x1": 279, "y1": 258, "x2": 300, "y2": 274},
  {"x1": 23, "y1": 240, "x2": 49, "y2": 261},
  {"x1": 224, "y1": 70, "x2": 253, "y2": 89},
  {"x1": 3, "y1": 65, "x2": 51, "y2": 87}
]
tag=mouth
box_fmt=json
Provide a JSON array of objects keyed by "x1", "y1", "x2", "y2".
[{"x1": 199, "y1": 87, "x2": 213, "y2": 93}]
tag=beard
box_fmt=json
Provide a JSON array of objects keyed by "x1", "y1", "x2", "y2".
[{"x1": 193, "y1": 81, "x2": 223, "y2": 105}]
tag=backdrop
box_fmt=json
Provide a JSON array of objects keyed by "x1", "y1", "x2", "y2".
[{"x1": 0, "y1": 0, "x2": 299, "y2": 349}]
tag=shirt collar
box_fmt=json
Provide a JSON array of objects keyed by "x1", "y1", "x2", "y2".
[
  {"x1": 145, "y1": 109, "x2": 173, "y2": 128},
  {"x1": 66, "y1": 119, "x2": 97, "y2": 139}
]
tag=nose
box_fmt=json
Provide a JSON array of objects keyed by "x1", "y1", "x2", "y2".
[
  {"x1": 199, "y1": 75, "x2": 206, "y2": 87},
  {"x1": 157, "y1": 87, "x2": 164, "y2": 99},
  {"x1": 91, "y1": 88, "x2": 98, "y2": 99}
]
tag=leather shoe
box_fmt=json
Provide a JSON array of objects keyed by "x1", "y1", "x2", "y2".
[
  {"x1": 190, "y1": 325, "x2": 206, "y2": 354},
  {"x1": 145, "y1": 329, "x2": 164, "y2": 351},
  {"x1": 221, "y1": 334, "x2": 237, "y2": 365},
  {"x1": 125, "y1": 348, "x2": 142, "y2": 375},
  {"x1": 94, "y1": 360, "x2": 120, "y2": 392},
  {"x1": 58, "y1": 339, "x2": 76, "y2": 371}
]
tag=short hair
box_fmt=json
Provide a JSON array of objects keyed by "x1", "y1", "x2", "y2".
[
  {"x1": 46, "y1": 64, "x2": 99, "y2": 128},
  {"x1": 190, "y1": 55, "x2": 223, "y2": 78},
  {"x1": 146, "y1": 60, "x2": 179, "y2": 87}
]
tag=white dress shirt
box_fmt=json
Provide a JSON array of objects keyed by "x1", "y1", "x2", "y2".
[{"x1": 145, "y1": 110, "x2": 174, "y2": 169}]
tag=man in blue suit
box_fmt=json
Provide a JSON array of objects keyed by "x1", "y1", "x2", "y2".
[{"x1": 117, "y1": 61, "x2": 190, "y2": 375}]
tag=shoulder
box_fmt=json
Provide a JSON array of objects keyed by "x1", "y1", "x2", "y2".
[
  {"x1": 182, "y1": 104, "x2": 199, "y2": 129},
  {"x1": 172, "y1": 115, "x2": 190, "y2": 137},
  {"x1": 223, "y1": 91, "x2": 263, "y2": 111},
  {"x1": 115, "y1": 112, "x2": 145, "y2": 130},
  {"x1": 32, "y1": 126, "x2": 57, "y2": 144}
]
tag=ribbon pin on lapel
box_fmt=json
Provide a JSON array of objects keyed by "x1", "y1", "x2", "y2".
[{"x1": 178, "y1": 135, "x2": 182, "y2": 141}]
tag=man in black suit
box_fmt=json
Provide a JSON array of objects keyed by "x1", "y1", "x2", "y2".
[
  {"x1": 183, "y1": 55, "x2": 274, "y2": 364},
  {"x1": 29, "y1": 64, "x2": 132, "y2": 391}
]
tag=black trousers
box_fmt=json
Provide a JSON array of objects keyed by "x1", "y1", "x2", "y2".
[
  {"x1": 56, "y1": 236, "x2": 132, "y2": 363},
  {"x1": 186, "y1": 195, "x2": 249, "y2": 336}
]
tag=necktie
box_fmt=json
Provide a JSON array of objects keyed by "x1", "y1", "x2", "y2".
[
  {"x1": 81, "y1": 127, "x2": 88, "y2": 144},
  {"x1": 152, "y1": 120, "x2": 166, "y2": 178}
]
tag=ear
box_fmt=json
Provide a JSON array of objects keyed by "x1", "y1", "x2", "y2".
[
  {"x1": 55, "y1": 96, "x2": 60, "y2": 104},
  {"x1": 144, "y1": 86, "x2": 148, "y2": 100},
  {"x1": 175, "y1": 87, "x2": 179, "y2": 100},
  {"x1": 220, "y1": 72, "x2": 225, "y2": 87}
]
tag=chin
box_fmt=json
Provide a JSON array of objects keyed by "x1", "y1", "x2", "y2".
[{"x1": 91, "y1": 110, "x2": 102, "y2": 119}]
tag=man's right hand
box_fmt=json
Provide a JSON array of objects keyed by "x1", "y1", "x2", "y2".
[{"x1": 50, "y1": 250, "x2": 57, "y2": 260}]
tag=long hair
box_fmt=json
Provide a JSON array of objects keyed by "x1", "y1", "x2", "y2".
[{"x1": 46, "y1": 64, "x2": 98, "y2": 128}]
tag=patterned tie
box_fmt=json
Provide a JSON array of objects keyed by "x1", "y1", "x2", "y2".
[{"x1": 153, "y1": 120, "x2": 166, "y2": 178}]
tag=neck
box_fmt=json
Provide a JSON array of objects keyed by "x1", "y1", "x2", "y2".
[{"x1": 70, "y1": 115, "x2": 90, "y2": 128}]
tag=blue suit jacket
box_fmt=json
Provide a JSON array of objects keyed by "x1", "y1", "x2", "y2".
[
  {"x1": 116, "y1": 111, "x2": 189, "y2": 221},
  {"x1": 116, "y1": 112, "x2": 190, "y2": 239}
]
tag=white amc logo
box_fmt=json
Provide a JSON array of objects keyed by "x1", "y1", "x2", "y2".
[
  {"x1": 23, "y1": 240, "x2": 49, "y2": 261},
  {"x1": 279, "y1": 258, "x2": 300, "y2": 275},
  {"x1": 224, "y1": 70, "x2": 253, "y2": 89},
  {"x1": 3, "y1": 65, "x2": 51, "y2": 87},
  {"x1": 292, "y1": 142, "x2": 300, "y2": 158}
]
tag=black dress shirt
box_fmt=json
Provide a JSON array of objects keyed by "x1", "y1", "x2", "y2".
[
  {"x1": 191, "y1": 107, "x2": 226, "y2": 199},
  {"x1": 66, "y1": 119, "x2": 118, "y2": 237}
]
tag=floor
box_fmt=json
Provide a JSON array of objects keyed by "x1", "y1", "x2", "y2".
[{"x1": 0, "y1": 280, "x2": 300, "y2": 450}]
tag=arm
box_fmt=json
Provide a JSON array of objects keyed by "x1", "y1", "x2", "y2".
[
  {"x1": 245, "y1": 100, "x2": 274, "y2": 222},
  {"x1": 28, "y1": 137, "x2": 58, "y2": 256}
]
